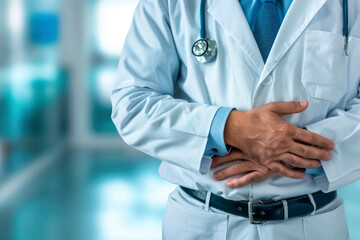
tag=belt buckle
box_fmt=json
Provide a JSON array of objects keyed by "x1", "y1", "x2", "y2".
[{"x1": 248, "y1": 200, "x2": 266, "y2": 224}]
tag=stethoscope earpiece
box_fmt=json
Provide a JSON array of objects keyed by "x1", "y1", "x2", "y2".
[{"x1": 192, "y1": 38, "x2": 217, "y2": 63}]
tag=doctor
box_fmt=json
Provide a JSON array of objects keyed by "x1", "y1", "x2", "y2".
[{"x1": 111, "y1": 0, "x2": 360, "y2": 239}]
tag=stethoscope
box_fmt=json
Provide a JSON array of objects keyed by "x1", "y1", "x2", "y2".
[
  {"x1": 191, "y1": 0, "x2": 217, "y2": 63},
  {"x1": 192, "y1": 0, "x2": 350, "y2": 63}
]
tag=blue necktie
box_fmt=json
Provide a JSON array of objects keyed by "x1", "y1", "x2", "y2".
[{"x1": 253, "y1": 0, "x2": 281, "y2": 62}]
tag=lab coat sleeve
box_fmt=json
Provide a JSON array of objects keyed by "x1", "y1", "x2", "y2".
[
  {"x1": 304, "y1": 91, "x2": 360, "y2": 192},
  {"x1": 111, "y1": 0, "x2": 219, "y2": 173}
]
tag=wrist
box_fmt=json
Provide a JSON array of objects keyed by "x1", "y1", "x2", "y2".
[{"x1": 224, "y1": 110, "x2": 247, "y2": 146}]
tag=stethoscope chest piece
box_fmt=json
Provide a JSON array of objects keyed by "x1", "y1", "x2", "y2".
[{"x1": 192, "y1": 38, "x2": 217, "y2": 63}]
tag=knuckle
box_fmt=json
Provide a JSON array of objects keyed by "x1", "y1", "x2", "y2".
[
  {"x1": 234, "y1": 163, "x2": 242, "y2": 171},
  {"x1": 246, "y1": 175, "x2": 255, "y2": 183},
  {"x1": 224, "y1": 168, "x2": 233, "y2": 176},
  {"x1": 297, "y1": 145, "x2": 305, "y2": 154},
  {"x1": 321, "y1": 151, "x2": 331, "y2": 160},
  {"x1": 243, "y1": 161, "x2": 254, "y2": 169},
  {"x1": 272, "y1": 139, "x2": 288, "y2": 149},
  {"x1": 216, "y1": 171, "x2": 225, "y2": 179},
  {"x1": 271, "y1": 164, "x2": 282, "y2": 175},
  {"x1": 288, "y1": 155, "x2": 299, "y2": 166},
  {"x1": 290, "y1": 101, "x2": 299, "y2": 110},
  {"x1": 286, "y1": 156, "x2": 295, "y2": 166},
  {"x1": 272, "y1": 140, "x2": 282, "y2": 149},
  {"x1": 278, "y1": 124, "x2": 291, "y2": 136},
  {"x1": 267, "y1": 102, "x2": 275, "y2": 109},
  {"x1": 303, "y1": 149, "x2": 311, "y2": 157},
  {"x1": 272, "y1": 168, "x2": 280, "y2": 174},
  {"x1": 277, "y1": 168, "x2": 284, "y2": 176},
  {"x1": 306, "y1": 133, "x2": 315, "y2": 143},
  {"x1": 310, "y1": 160, "x2": 320, "y2": 168},
  {"x1": 278, "y1": 124, "x2": 291, "y2": 134},
  {"x1": 299, "y1": 130, "x2": 308, "y2": 140}
]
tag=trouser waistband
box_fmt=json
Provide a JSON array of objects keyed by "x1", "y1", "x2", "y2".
[{"x1": 180, "y1": 186, "x2": 337, "y2": 224}]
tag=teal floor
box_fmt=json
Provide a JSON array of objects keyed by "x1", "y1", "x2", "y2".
[
  {"x1": 0, "y1": 150, "x2": 358, "y2": 240},
  {"x1": 0, "y1": 150, "x2": 175, "y2": 240}
]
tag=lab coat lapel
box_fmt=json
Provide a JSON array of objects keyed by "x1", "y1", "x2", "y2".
[
  {"x1": 208, "y1": 0, "x2": 264, "y2": 73},
  {"x1": 259, "y1": 0, "x2": 329, "y2": 83}
]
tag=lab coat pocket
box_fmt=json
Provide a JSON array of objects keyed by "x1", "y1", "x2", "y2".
[
  {"x1": 162, "y1": 193, "x2": 227, "y2": 240},
  {"x1": 303, "y1": 199, "x2": 349, "y2": 240},
  {"x1": 301, "y1": 30, "x2": 348, "y2": 103}
]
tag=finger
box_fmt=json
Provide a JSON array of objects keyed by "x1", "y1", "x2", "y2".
[
  {"x1": 268, "y1": 162, "x2": 306, "y2": 179},
  {"x1": 290, "y1": 142, "x2": 332, "y2": 161},
  {"x1": 293, "y1": 128, "x2": 335, "y2": 150},
  {"x1": 211, "y1": 149, "x2": 251, "y2": 169},
  {"x1": 226, "y1": 171, "x2": 273, "y2": 188},
  {"x1": 213, "y1": 161, "x2": 256, "y2": 180},
  {"x1": 265, "y1": 100, "x2": 308, "y2": 116},
  {"x1": 278, "y1": 153, "x2": 322, "y2": 169}
]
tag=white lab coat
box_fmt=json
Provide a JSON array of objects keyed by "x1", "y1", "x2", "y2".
[{"x1": 111, "y1": 0, "x2": 359, "y2": 238}]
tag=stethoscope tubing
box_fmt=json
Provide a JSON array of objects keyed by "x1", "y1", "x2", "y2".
[
  {"x1": 343, "y1": 0, "x2": 349, "y2": 55},
  {"x1": 343, "y1": 0, "x2": 349, "y2": 37},
  {"x1": 200, "y1": 0, "x2": 207, "y2": 39}
]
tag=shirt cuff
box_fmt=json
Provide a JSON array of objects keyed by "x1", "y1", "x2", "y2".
[
  {"x1": 305, "y1": 166, "x2": 325, "y2": 175},
  {"x1": 204, "y1": 107, "x2": 234, "y2": 156}
]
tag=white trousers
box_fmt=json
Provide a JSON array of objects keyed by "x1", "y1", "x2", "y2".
[{"x1": 162, "y1": 186, "x2": 349, "y2": 240}]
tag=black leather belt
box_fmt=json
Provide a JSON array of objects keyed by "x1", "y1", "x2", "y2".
[{"x1": 180, "y1": 186, "x2": 337, "y2": 224}]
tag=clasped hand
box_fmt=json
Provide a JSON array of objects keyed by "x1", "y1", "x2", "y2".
[{"x1": 212, "y1": 100, "x2": 335, "y2": 188}]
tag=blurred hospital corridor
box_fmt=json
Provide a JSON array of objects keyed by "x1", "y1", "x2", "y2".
[
  {"x1": 0, "y1": 148, "x2": 174, "y2": 240},
  {"x1": 0, "y1": 0, "x2": 358, "y2": 239}
]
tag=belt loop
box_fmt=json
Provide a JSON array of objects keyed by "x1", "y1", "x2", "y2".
[
  {"x1": 205, "y1": 191, "x2": 212, "y2": 211},
  {"x1": 308, "y1": 193, "x2": 317, "y2": 215},
  {"x1": 281, "y1": 200, "x2": 288, "y2": 220}
]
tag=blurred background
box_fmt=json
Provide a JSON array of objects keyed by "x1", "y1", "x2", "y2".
[{"x1": 0, "y1": 0, "x2": 358, "y2": 239}]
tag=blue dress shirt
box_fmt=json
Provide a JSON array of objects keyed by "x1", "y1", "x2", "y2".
[{"x1": 205, "y1": 0, "x2": 325, "y2": 175}]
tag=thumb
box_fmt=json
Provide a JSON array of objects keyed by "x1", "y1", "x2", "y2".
[{"x1": 266, "y1": 100, "x2": 308, "y2": 116}]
